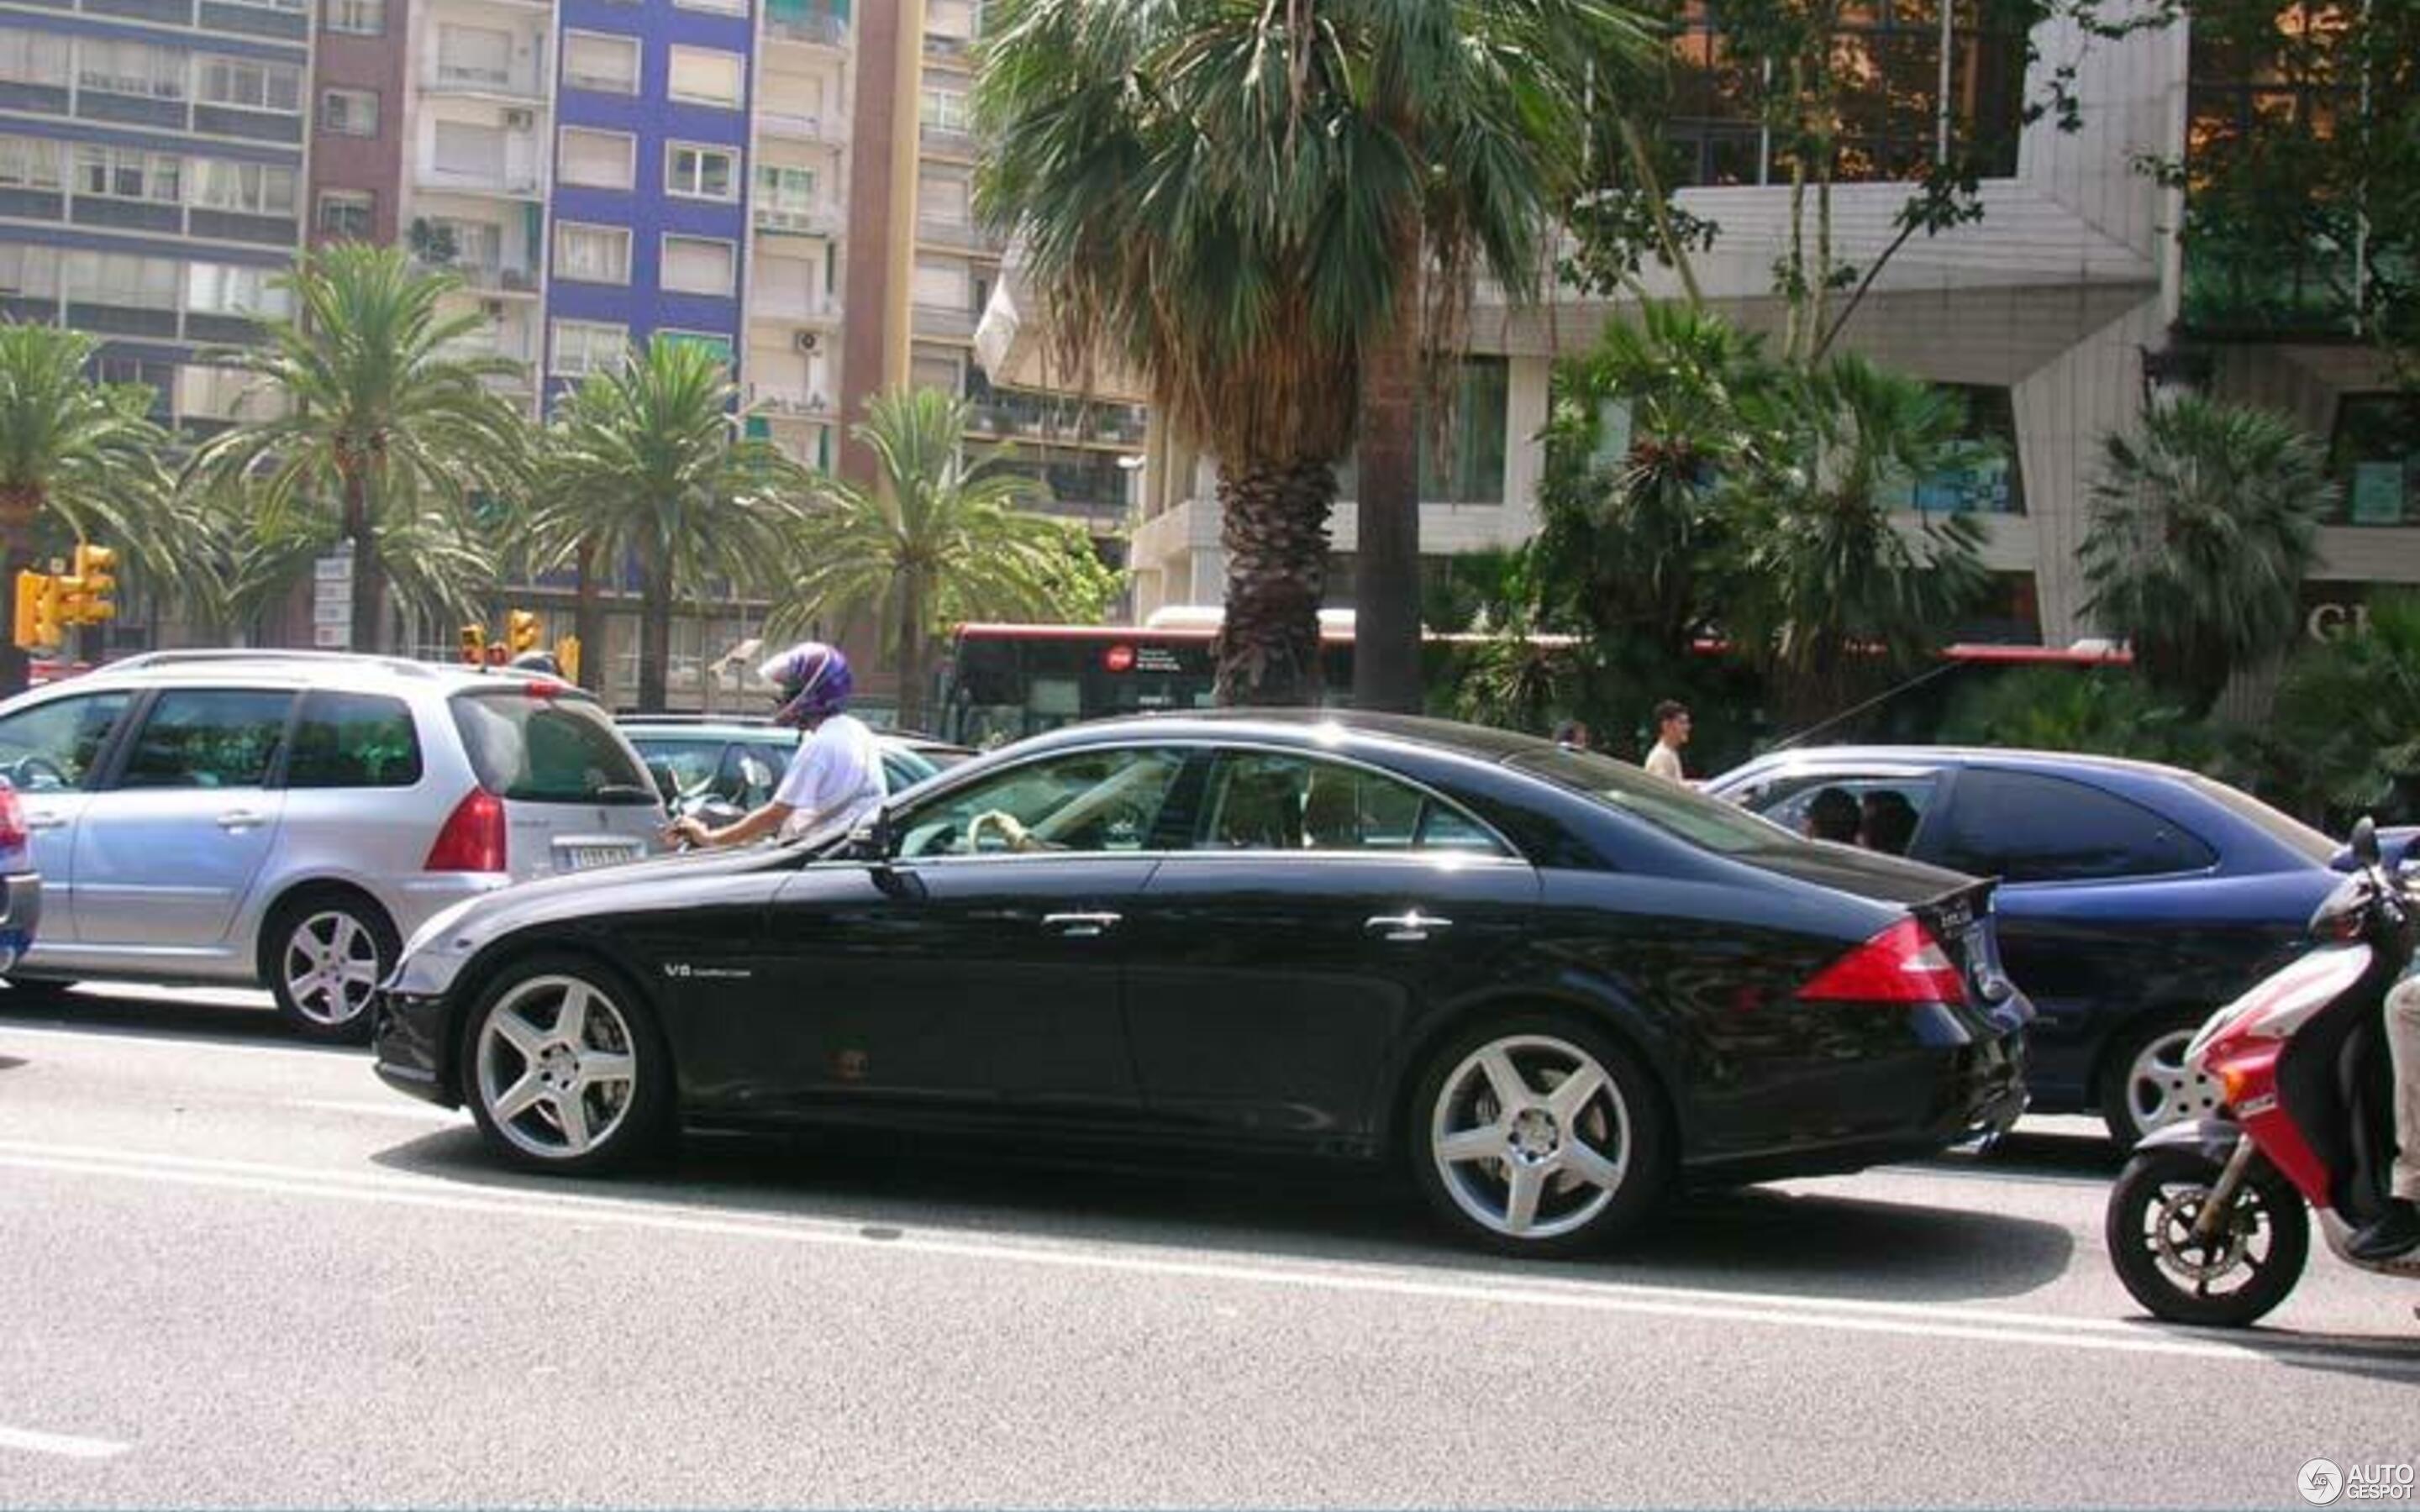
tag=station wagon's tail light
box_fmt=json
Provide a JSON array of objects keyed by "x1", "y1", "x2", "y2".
[
  {"x1": 424, "y1": 789, "x2": 508, "y2": 873},
  {"x1": 1797, "y1": 918, "x2": 1966, "y2": 1005},
  {"x1": 0, "y1": 782, "x2": 24, "y2": 853}
]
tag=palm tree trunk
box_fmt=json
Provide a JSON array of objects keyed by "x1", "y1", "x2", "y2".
[
  {"x1": 1354, "y1": 249, "x2": 1423, "y2": 716},
  {"x1": 896, "y1": 570, "x2": 928, "y2": 732},
  {"x1": 637, "y1": 554, "x2": 671, "y2": 713},
  {"x1": 341, "y1": 467, "x2": 386, "y2": 654},
  {"x1": 573, "y1": 540, "x2": 604, "y2": 696},
  {"x1": 1216, "y1": 454, "x2": 1334, "y2": 706}
]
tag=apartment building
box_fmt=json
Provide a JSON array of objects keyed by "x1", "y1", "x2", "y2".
[
  {"x1": 0, "y1": 0, "x2": 308, "y2": 433},
  {"x1": 980, "y1": 5, "x2": 2417, "y2": 654}
]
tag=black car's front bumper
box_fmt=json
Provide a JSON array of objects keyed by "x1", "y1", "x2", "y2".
[{"x1": 371, "y1": 989, "x2": 458, "y2": 1108}]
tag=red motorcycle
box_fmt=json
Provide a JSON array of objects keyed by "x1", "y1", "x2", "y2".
[{"x1": 2107, "y1": 818, "x2": 2420, "y2": 1326}]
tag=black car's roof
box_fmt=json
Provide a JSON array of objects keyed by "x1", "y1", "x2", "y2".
[{"x1": 1025, "y1": 708, "x2": 1565, "y2": 767}]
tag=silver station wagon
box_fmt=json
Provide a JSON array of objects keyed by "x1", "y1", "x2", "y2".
[{"x1": 0, "y1": 650, "x2": 664, "y2": 1040}]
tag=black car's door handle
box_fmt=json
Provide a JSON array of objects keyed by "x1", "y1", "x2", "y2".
[
  {"x1": 1366, "y1": 911, "x2": 1452, "y2": 942},
  {"x1": 1041, "y1": 911, "x2": 1123, "y2": 938}
]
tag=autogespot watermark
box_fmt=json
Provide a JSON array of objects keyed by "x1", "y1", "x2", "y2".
[{"x1": 2302, "y1": 1458, "x2": 2417, "y2": 1504}]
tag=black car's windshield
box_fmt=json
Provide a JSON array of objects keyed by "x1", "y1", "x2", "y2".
[{"x1": 1505, "y1": 747, "x2": 1804, "y2": 855}]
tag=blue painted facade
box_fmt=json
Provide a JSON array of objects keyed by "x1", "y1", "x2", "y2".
[{"x1": 545, "y1": 0, "x2": 754, "y2": 394}]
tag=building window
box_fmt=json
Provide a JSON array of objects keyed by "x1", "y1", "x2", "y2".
[
  {"x1": 434, "y1": 24, "x2": 514, "y2": 89},
  {"x1": 324, "y1": 0, "x2": 383, "y2": 34},
  {"x1": 0, "y1": 134, "x2": 65, "y2": 191},
  {"x1": 64, "y1": 249, "x2": 181, "y2": 311},
  {"x1": 912, "y1": 255, "x2": 969, "y2": 311},
  {"x1": 320, "y1": 87, "x2": 378, "y2": 135},
  {"x1": 1897, "y1": 385, "x2": 2025, "y2": 516},
  {"x1": 2331, "y1": 395, "x2": 2420, "y2": 528},
  {"x1": 755, "y1": 163, "x2": 817, "y2": 212},
  {"x1": 909, "y1": 341, "x2": 961, "y2": 395},
  {"x1": 1664, "y1": 0, "x2": 2023, "y2": 187},
  {"x1": 0, "y1": 30, "x2": 72, "y2": 88},
  {"x1": 77, "y1": 39, "x2": 187, "y2": 101},
  {"x1": 551, "y1": 319, "x2": 629, "y2": 377},
  {"x1": 192, "y1": 159, "x2": 298, "y2": 217},
  {"x1": 0, "y1": 244, "x2": 60, "y2": 298},
  {"x1": 432, "y1": 120, "x2": 507, "y2": 181},
  {"x1": 917, "y1": 169, "x2": 971, "y2": 223},
  {"x1": 920, "y1": 87, "x2": 971, "y2": 132},
  {"x1": 187, "y1": 261, "x2": 291, "y2": 318},
  {"x1": 558, "y1": 127, "x2": 636, "y2": 190},
  {"x1": 198, "y1": 56, "x2": 303, "y2": 113},
  {"x1": 555, "y1": 223, "x2": 631, "y2": 284},
  {"x1": 666, "y1": 45, "x2": 744, "y2": 107},
  {"x1": 666, "y1": 143, "x2": 738, "y2": 201},
  {"x1": 317, "y1": 190, "x2": 374, "y2": 239},
  {"x1": 659, "y1": 330, "x2": 733, "y2": 365},
  {"x1": 660, "y1": 236, "x2": 735, "y2": 297},
  {"x1": 563, "y1": 32, "x2": 639, "y2": 94},
  {"x1": 676, "y1": 0, "x2": 747, "y2": 14},
  {"x1": 74, "y1": 145, "x2": 182, "y2": 205}
]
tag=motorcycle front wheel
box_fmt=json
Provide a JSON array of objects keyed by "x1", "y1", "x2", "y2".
[{"x1": 2106, "y1": 1146, "x2": 2310, "y2": 1327}]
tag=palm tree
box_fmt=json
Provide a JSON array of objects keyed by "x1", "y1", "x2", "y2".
[
  {"x1": 204, "y1": 478, "x2": 502, "y2": 646},
  {"x1": 190, "y1": 244, "x2": 529, "y2": 654},
  {"x1": 977, "y1": 0, "x2": 1644, "y2": 706},
  {"x1": 2081, "y1": 396, "x2": 2336, "y2": 717},
  {"x1": 0, "y1": 323, "x2": 206, "y2": 693},
  {"x1": 529, "y1": 337, "x2": 808, "y2": 711},
  {"x1": 1728, "y1": 353, "x2": 1993, "y2": 728},
  {"x1": 770, "y1": 387, "x2": 1118, "y2": 729},
  {"x1": 2270, "y1": 593, "x2": 2420, "y2": 824}
]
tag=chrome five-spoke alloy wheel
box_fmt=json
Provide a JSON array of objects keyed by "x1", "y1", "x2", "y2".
[
  {"x1": 1430, "y1": 1033, "x2": 1635, "y2": 1242},
  {"x1": 475, "y1": 974, "x2": 643, "y2": 1163}
]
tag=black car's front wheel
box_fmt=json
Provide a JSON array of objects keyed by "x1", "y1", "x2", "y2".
[
  {"x1": 2106, "y1": 1145, "x2": 2308, "y2": 1326},
  {"x1": 1408, "y1": 1016, "x2": 1670, "y2": 1257},
  {"x1": 463, "y1": 956, "x2": 671, "y2": 1175}
]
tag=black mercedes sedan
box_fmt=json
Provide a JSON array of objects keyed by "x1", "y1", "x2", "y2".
[{"x1": 374, "y1": 711, "x2": 2029, "y2": 1256}]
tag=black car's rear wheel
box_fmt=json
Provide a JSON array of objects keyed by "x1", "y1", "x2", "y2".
[
  {"x1": 2106, "y1": 1145, "x2": 2307, "y2": 1326},
  {"x1": 1408, "y1": 1016, "x2": 1670, "y2": 1257},
  {"x1": 463, "y1": 955, "x2": 671, "y2": 1174}
]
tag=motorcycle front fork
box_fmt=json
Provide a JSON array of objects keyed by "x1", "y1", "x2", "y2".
[{"x1": 2191, "y1": 1134, "x2": 2263, "y2": 1243}]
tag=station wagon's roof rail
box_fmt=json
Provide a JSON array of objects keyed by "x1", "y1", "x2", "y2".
[{"x1": 106, "y1": 648, "x2": 440, "y2": 678}]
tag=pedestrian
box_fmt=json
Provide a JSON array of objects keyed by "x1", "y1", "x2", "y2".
[
  {"x1": 1551, "y1": 719, "x2": 1591, "y2": 751},
  {"x1": 1643, "y1": 700, "x2": 1691, "y2": 783},
  {"x1": 664, "y1": 641, "x2": 886, "y2": 849}
]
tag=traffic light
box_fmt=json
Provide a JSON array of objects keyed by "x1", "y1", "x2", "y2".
[
  {"x1": 12, "y1": 570, "x2": 52, "y2": 650},
  {"x1": 507, "y1": 609, "x2": 541, "y2": 657},
  {"x1": 459, "y1": 623, "x2": 487, "y2": 665},
  {"x1": 67, "y1": 543, "x2": 117, "y2": 622},
  {"x1": 553, "y1": 634, "x2": 581, "y2": 687}
]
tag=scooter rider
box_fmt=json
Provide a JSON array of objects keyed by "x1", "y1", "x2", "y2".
[
  {"x1": 662, "y1": 640, "x2": 886, "y2": 849},
  {"x1": 2350, "y1": 980, "x2": 2420, "y2": 1259}
]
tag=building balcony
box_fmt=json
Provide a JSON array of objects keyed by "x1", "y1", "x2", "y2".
[
  {"x1": 414, "y1": 164, "x2": 543, "y2": 200},
  {"x1": 912, "y1": 303, "x2": 981, "y2": 340},
  {"x1": 747, "y1": 382, "x2": 836, "y2": 418},
  {"x1": 423, "y1": 63, "x2": 548, "y2": 101},
  {"x1": 751, "y1": 290, "x2": 843, "y2": 324},
  {"x1": 915, "y1": 217, "x2": 1001, "y2": 255},
  {"x1": 755, "y1": 203, "x2": 842, "y2": 238},
  {"x1": 918, "y1": 123, "x2": 979, "y2": 160},
  {"x1": 449, "y1": 260, "x2": 541, "y2": 296},
  {"x1": 966, "y1": 391, "x2": 1147, "y2": 447},
  {"x1": 923, "y1": 30, "x2": 977, "y2": 66},
  {"x1": 759, "y1": 111, "x2": 847, "y2": 145},
  {"x1": 762, "y1": 10, "x2": 847, "y2": 49}
]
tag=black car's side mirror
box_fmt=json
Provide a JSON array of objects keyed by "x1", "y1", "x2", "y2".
[
  {"x1": 850, "y1": 806, "x2": 897, "y2": 863},
  {"x1": 2354, "y1": 815, "x2": 2382, "y2": 869}
]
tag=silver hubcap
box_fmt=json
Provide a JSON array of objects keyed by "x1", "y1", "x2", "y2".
[
  {"x1": 2125, "y1": 1028, "x2": 2218, "y2": 1136},
  {"x1": 476, "y1": 975, "x2": 639, "y2": 1160},
  {"x1": 1432, "y1": 1034, "x2": 1631, "y2": 1241},
  {"x1": 282, "y1": 911, "x2": 381, "y2": 1026}
]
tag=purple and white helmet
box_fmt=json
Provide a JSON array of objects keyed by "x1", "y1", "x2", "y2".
[{"x1": 761, "y1": 640, "x2": 852, "y2": 727}]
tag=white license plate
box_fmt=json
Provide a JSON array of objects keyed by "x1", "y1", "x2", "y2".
[{"x1": 557, "y1": 844, "x2": 639, "y2": 872}]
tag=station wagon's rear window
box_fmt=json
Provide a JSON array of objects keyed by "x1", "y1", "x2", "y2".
[{"x1": 450, "y1": 690, "x2": 655, "y2": 805}]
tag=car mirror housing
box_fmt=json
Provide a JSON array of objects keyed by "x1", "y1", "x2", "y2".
[{"x1": 850, "y1": 806, "x2": 897, "y2": 863}]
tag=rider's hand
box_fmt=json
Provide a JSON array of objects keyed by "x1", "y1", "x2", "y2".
[{"x1": 663, "y1": 816, "x2": 710, "y2": 849}]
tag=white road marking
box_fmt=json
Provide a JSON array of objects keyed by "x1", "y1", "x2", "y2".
[
  {"x1": 1, "y1": 1138, "x2": 2412, "y2": 1374},
  {"x1": 0, "y1": 1022, "x2": 342, "y2": 1063},
  {"x1": 283, "y1": 1099, "x2": 462, "y2": 1125},
  {"x1": 0, "y1": 1424, "x2": 129, "y2": 1460}
]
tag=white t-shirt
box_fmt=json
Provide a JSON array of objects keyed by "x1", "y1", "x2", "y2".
[
  {"x1": 1644, "y1": 741, "x2": 1686, "y2": 783},
  {"x1": 772, "y1": 714, "x2": 886, "y2": 840}
]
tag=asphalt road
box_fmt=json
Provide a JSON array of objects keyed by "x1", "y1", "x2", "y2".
[{"x1": 2, "y1": 984, "x2": 2416, "y2": 1509}]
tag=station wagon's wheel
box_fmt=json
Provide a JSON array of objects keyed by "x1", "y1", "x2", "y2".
[
  {"x1": 1408, "y1": 1016, "x2": 1670, "y2": 1257},
  {"x1": 2099, "y1": 1011, "x2": 2220, "y2": 1149},
  {"x1": 463, "y1": 956, "x2": 671, "y2": 1175},
  {"x1": 265, "y1": 890, "x2": 399, "y2": 1044}
]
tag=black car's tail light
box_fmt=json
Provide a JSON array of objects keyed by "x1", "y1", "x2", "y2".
[{"x1": 1797, "y1": 918, "x2": 1967, "y2": 1005}]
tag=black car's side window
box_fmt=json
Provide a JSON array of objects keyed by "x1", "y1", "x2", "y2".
[
  {"x1": 897, "y1": 747, "x2": 1188, "y2": 858},
  {"x1": 1197, "y1": 753, "x2": 1507, "y2": 856},
  {"x1": 1928, "y1": 769, "x2": 2217, "y2": 883}
]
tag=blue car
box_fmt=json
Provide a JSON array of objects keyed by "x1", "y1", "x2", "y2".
[
  {"x1": 1706, "y1": 748, "x2": 2373, "y2": 1146},
  {"x1": 0, "y1": 777, "x2": 40, "y2": 975}
]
